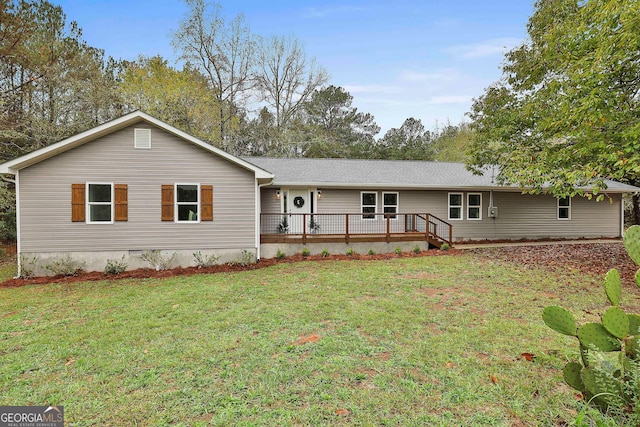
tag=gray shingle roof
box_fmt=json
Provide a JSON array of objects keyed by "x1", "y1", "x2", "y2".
[{"x1": 244, "y1": 157, "x2": 640, "y2": 193}]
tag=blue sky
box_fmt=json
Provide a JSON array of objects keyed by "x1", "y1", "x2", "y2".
[{"x1": 55, "y1": 0, "x2": 535, "y2": 135}]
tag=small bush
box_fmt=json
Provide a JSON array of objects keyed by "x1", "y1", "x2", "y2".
[
  {"x1": 413, "y1": 245, "x2": 421, "y2": 254},
  {"x1": 44, "y1": 254, "x2": 86, "y2": 276},
  {"x1": 346, "y1": 248, "x2": 355, "y2": 256},
  {"x1": 394, "y1": 247, "x2": 402, "y2": 255},
  {"x1": 301, "y1": 248, "x2": 311, "y2": 257},
  {"x1": 19, "y1": 255, "x2": 38, "y2": 279},
  {"x1": 440, "y1": 243, "x2": 450, "y2": 251},
  {"x1": 321, "y1": 249, "x2": 330, "y2": 258},
  {"x1": 193, "y1": 251, "x2": 220, "y2": 268},
  {"x1": 104, "y1": 256, "x2": 128, "y2": 275},
  {"x1": 140, "y1": 250, "x2": 177, "y2": 271},
  {"x1": 233, "y1": 249, "x2": 255, "y2": 266},
  {"x1": 368, "y1": 249, "x2": 376, "y2": 255},
  {"x1": 276, "y1": 249, "x2": 286, "y2": 259}
]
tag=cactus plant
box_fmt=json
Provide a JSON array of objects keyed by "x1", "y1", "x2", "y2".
[{"x1": 543, "y1": 225, "x2": 640, "y2": 419}]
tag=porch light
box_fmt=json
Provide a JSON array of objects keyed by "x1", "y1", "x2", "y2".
[
  {"x1": 317, "y1": 190, "x2": 322, "y2": 198},
  {"x1": 276, "y1": 190, "x2": 281, "y2": 199}
]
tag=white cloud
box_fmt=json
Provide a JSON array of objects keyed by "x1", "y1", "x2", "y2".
[{"x1": 446, "y1": 37, "x2": 522, "y2": 59}]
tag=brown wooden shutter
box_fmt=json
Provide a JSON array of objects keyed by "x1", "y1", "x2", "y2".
[
  {"x1": 201, "y1": 185, "x2": 213, "y2": 221},
  {"x1": 114, "y1": 184, "x2": 128, "y2": 221},
  {"x1": 71, "y1": 183, "x2": 85, "y2": 222},
  {"x1": 161, "y1": 184, "x2": 174, "y2": 221}
]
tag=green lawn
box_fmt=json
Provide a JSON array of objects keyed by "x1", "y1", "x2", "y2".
[{"x1": 0, "y1": 252, "x2": 628, "y2": 426}]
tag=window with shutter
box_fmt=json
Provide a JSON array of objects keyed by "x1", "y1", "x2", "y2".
[
  {"x1": 175, "y1": 184, "x2": 199, "y2": 222},
  {"x1": 87, "y1": 183, "x2": 113, "y2": 223}
]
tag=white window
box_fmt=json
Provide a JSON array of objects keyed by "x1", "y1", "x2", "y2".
[
  {"x1": 448, "y1": 193, "x2": 463, "y2": 220},
  {"x1": 467, "y1": 193, "x2": 482, "y2": 220},
  {"x1": 176, "y1": 183, "x2": 200, "y2": 222},
  {"x1": 87, "y1": 183, "x2": 113, "y2": 223},
  {"x1": 134, "y1": 128, "x2": 151, "y2": 149},
  {"x1": 383, "y1": 192, "x2": 398, "y2": 219},
  {"x1": 558, "y1": 197, "x2": 571, "y2": 220},
  {"x1": 361, "y1": 192, "x2": 377, "y2": 220}
]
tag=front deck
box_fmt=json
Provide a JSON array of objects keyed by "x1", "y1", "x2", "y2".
[{"x1": 260, "y1": 213, "x2": 452, "y2": 248}]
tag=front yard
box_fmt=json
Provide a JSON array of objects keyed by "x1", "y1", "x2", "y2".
[{"x1": 0, "y1": 245, "x2": 636, "y2": 426}]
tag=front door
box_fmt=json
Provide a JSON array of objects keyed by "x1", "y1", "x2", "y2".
[{"x1": 286, "y1": 188, "x2": 311, "y2": 233}]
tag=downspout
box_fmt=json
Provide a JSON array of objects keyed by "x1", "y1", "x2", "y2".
[{"x1": 256, "y1": 179, "x2": 274, "y2": 261}]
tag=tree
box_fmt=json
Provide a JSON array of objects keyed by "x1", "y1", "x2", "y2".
[
  {"x1": 431, "y1": 122, "x2": 474, "y2": 162},
  {"x1": 0, "y1": 0, "x2": 120, "y2": 161},
  {"x1": 467, "y1": 0, "x2": 640, "y2": 219},
  {"x1": 302, "y1": 85, "x2": 379, "y2": 158},
  {"x1": 119, "y1": 55, "x2": 221, "y2": 144},
  {"x1": 377, "y1": 118, "x2": 434, "y2": 160},
  {"x1": 172, "y1": 0, "x2": 254, "y2": 141},
  {"x1": 255, "y1": 35, "x2": 328, "y2": 131}
]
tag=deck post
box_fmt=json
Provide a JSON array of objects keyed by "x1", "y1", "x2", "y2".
[
  {"x1": 303, "y1": 213, "x2": 307, "y2": 244},
  {"x1": 386, "y1": 214, "x2": 391, "y2": 242},
  {"x1": 425, "y1": 213, "x2": 430, "y2": 241},
  {"x1": 345, "y1": 214, "x2": 349, "y2": 244}
]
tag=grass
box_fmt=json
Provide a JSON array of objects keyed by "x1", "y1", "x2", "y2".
[{"x1": 0, "y1": 250, "x2": 631, "y2": 426}]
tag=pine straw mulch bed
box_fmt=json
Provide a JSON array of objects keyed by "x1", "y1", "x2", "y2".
[
  {"x1": 0, "y1": 249, "x2": 457, "y2": 288},
  {"x1": 2, "y1": 242, "x2": 638, "y2": 289}
]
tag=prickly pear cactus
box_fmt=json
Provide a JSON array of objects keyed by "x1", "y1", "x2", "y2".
[
  {"x1": 542, "y1": 306, "x2": 576, "y2": 336},
  {"x1": 543, "y1": 225, "x2": 640, "y2": 415},
  {"x1": 624, "y1": 225, "x2": 640, "y2": 265},
  {"x1": 605, "y1": 269, "x2": 621, "y2": 306}
]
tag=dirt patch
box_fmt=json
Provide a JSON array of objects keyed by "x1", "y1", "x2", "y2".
[
  {"x1": 469, "y1": 242, "x2": 637, "y2": 284},
  {"x1": 0, "y1": 248, "x2": 458, "y2": 288},
  {"x1": 292, "y1": 334, "x2": 322, "y2": 346}
]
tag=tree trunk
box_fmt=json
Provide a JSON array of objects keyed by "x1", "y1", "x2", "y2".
[{"x1": 633, "y1": 193, "x2": 640, "y2": 226}]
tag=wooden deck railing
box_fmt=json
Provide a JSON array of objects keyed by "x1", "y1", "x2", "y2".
[{"x1": 260, "y1": 212, "x2": 452, "y2": 247}]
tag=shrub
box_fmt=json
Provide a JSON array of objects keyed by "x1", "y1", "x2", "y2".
[
  {"x1": 394, "y1": 247, "x2": 402, "y2": 255},
  {"x1": 277, "y1": 217, "x2": 289, "y2": 233},
  {"x1": 44, "y1": 254, "x2": 86, "y2": 276},
  {"x1": 276, "y1": 249, "x2": 286, "y2": 259},
  {"x1": 193, "y1": 251, "x2": 220, "y2": 268},
  {"x1": 321, "y1": 249, "x2": 330, "y2": 258},
  {"x1": 440, "y1": 243, "x2": 450, "y2": 251},
  {"x1": 104, "y1": 256, "x2": 128, "y2": 275},
  {"x1": 140, "y1": 250, "x2": 177, "y2": 271},
  {"x1": 301, "y1": 248, "x2": 311, "y2": 258},
  {"x1": 368, "y1": 249, "x2": 376, "y2": 255},
  {"x1": 413, "y1": 245, "x2": 421, "y2": 254},
  {"x1": 346, "y1": 248, "x2": 355, "y2": 256},
  {"x1": 19, "y1": 255, "x2": 38, "y2": 279},
  {"x1": 542, "y1": 225, "x2": 640, "y2": 424},
  {"x1": 233, "y1": 249, "x2": 255, "y2": 266}
]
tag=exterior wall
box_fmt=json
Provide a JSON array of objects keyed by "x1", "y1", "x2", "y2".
[
  {"x1": 19, "y1": 123, "x2": 257, "y2": 271},
  {"x1": 261, "y1": 188, "x2": 623, "y2": 241}
]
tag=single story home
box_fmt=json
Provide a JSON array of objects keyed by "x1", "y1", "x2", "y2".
[{"x1": 0, "y1": 111, "x2": 637, "y2": 276}]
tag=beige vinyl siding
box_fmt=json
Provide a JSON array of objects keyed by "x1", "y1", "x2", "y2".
[
  {"x1": 261, "y1": 188, "x2": 281, "y2": 214},
  {"x1": 296, "y1": 188, "x2": 622, "y2": 240},
  {"x1": 19, "y1": 123, "x2": 256, "y2": 253}
]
